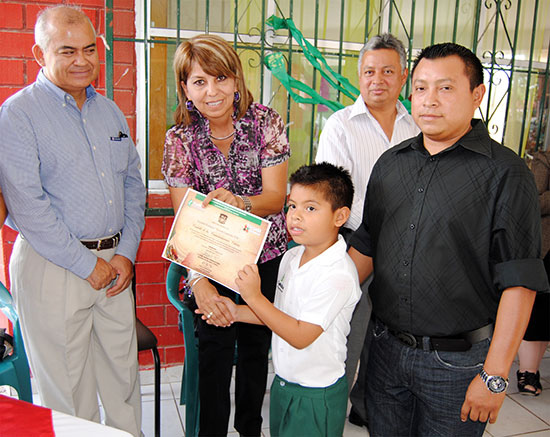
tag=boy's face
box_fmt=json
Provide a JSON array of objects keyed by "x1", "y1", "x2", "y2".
[{"x1": 286, "y1": 184, "x2": 348, "y2": 250}]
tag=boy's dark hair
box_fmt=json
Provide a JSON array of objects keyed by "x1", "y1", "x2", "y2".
[
  {"x1": 412, "y1": 42, "x2": 484, "y2": 91},
  {"x1": 289, "y1": 162, "x2": 354, "y2": 211}
]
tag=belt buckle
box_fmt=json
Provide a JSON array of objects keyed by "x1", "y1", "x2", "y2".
[
  {"x1": 395, "y1": 331, "x2": 417, "y2": 348},
  {"x1": 96, "y1": 239, "x2": 105, "y2": 251}
]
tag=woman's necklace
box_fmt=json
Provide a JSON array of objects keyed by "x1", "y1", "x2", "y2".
[{"x1": 210, "y1": 130, "x2": 235, "y2": 141}]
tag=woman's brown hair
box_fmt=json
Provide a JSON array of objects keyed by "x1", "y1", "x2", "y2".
[{"x1": 173, "y1": 34, "x2": 254, "y2": 126}]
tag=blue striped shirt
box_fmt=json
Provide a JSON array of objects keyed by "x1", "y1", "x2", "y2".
[{"x1": 0, "y1": 71, "x2": 146, "y2": 279}]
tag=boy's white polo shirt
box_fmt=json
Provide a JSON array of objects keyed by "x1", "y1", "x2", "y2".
[{"x1": 272, "y1": 235, "x2": 361, "y2": 388}]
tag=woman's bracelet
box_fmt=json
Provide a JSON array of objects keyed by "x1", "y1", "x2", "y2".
[
  {"x1": 185, "y1": 270, "x2": 206, "y2": 296},
  {"x1": 189, "y1": 276, "x2": 206, "y2": 289},
  {"x1": 187, "y1": 269, "x2": 204, "y2": 283}
]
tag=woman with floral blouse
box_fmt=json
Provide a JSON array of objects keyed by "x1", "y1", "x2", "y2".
[{"x1": 162, "y1": 34, "x2": 289, "y2": 436}]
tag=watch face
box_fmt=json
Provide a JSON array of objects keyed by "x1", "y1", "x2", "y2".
[{"x1": 487, "y1": 376, "x2": 507, "y2": 393}]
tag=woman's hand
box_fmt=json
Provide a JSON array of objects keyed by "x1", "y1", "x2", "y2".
[
  {"x1": 202, "y1": 188, "x2": 243, "y2": 209},
  {"x1": 200, "y1": 160, "x2": 289, "y2": 216},
  {"x1": 192, "y1": 278, "x2": 234, "y2": 326},
  {"x1": 196, "y1": 296, "x2": 238, "y2": 327}
]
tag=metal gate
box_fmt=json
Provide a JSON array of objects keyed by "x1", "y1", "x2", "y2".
[{"x1": 105, "y1": 0, "x2": 550, "y2": 194}]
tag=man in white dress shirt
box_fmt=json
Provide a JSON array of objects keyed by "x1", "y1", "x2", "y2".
[{"x1": 315, "y1": 33, "x2": 419, "y2": 427}]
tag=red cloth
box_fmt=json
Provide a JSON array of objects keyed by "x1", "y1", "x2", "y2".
[{"x1": 0, "y1": 394, "x2": 55, "y2": 436}]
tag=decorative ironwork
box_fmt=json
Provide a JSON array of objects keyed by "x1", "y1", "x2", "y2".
[
  {"x1": 105, "y1": 0, "x2": 550, "y2": 204},
  {"x1": 484, "y1": 0, "x2": 512, "y2": 10}
]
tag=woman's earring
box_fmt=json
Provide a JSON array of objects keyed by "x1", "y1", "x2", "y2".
[
  {"x1": 186, "y1": 100, "x2": 194, "y2": 111},
  {"x1": 234, "y1": 91, "x2": 241, "y2": 103}
]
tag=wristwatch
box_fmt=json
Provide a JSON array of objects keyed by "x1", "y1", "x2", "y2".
[
  {"x1": 237, "y1": 195, "x2": 252, "y2": 212},
  {"x1": 479, "y1": 368, "x2": 508, "y2": 394}
]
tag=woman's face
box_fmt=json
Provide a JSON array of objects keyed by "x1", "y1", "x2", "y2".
[{"x1": 182, "y1": 61, "x2": 237, "y2": 123}]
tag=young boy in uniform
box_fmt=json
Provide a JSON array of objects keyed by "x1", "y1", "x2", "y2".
[{"x1": 203, "y1": 162, "x2": 361, "y2": 437}]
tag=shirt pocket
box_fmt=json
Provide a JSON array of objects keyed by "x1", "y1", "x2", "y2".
[{"x1": 109, "y1": 138, "x2": 130, "y2": 174}]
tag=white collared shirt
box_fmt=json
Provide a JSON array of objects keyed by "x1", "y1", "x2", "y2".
[
  {"x1": 316, "y1": 97, "x2": 419, "y2": 230},
  {"x1": 272, "y1": 235, "x2": 361, "y2": 387}
]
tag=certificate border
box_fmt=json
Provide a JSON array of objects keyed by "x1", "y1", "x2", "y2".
[{"x1": 162, "y1": 188, "x2": 272, "y2": 293}]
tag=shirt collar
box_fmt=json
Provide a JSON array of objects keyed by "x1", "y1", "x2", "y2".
[
  {"x1": 291, "y1": 234, "x2": 348, "y2": 271},
  {"x1": 348, "y1": 95, "x2": 410, "y2": 123},
  {"x1": 37, "y1": 69, "x2": 97, "y2": 105},
  {"x1": 394, "y1": 119, "x2": 493, "y2": 158}
]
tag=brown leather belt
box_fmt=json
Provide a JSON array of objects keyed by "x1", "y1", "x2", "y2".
[
  {"x1": 81, "y1": 233, "x2": 121, "y2": 251},
  {"x1": 388, "y1": 323, "x2": 494, "y2": 352}
]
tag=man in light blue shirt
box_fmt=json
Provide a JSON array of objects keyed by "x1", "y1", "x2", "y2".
[{"x1": 0, "y1": 5, "x2": 145, "y2": 436}]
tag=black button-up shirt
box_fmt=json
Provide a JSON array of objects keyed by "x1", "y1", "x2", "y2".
[{"x1": 351, "y1": 119, "x2": 549, "y2": 337}]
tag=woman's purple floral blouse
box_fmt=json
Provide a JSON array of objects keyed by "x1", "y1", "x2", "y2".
[{"x1": 162, "y1": 102, "x2": 290, "y2": 264}]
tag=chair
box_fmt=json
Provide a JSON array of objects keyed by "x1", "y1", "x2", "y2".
[
  {"x1": 133, "y1": 277, "x2": 161, "y2": 437},
  {"x1": 165, "y1": 263, "x2": 199, "y2": 437},
  {"x1": 0, "y1": 281, "x2": 32, "y2": 403}
]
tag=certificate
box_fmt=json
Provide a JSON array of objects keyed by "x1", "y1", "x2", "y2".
[{"x1": 162, "y1": 189, "x2": 271, "y2": 293}]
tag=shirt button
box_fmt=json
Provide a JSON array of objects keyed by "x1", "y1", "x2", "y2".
[
  {"x1": 62, "y1": 103, "x2": 66, "y2": 107},
  {"x1": 101, "y1": 172, "x2": 105, "y2": 177},
  {"x1": 83, "y1": 119, "x2": 87, "y2": 123},
  {"x1": 403, "y1": 260, "x2": 409, "y2": 266},
  {"x1": 93, "y1": 146, "x2": 97, "y2": 151},
  {"x1": 418, "y1": 187, "x2": 424, "y2": 193},
  {"x1": 109, "y1": 228, "x2": 113, "y2": 233},
  {"x1": 109, "y1": 200, "x2": 113, "y2": 205},
  {"x1": 409, "y1": 223, "x2": 415, "y2": 230},
  {"x1": 280, "y1": 381, "x2": 286, "y2": 387},
  {"x1": 430, "y1": 157, "x2": 436, "y2": 162}
]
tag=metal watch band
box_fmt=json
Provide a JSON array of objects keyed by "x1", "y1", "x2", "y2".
[
  {"x1": 479, "y1": 368, "x2": 509, "y2": 394},
  {"x1": 237, "y1": 195, "x2": 252, "y2": 212}
]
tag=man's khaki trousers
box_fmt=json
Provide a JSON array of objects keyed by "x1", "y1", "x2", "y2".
[{"x1": 10, "y1": 236, "x2": 142, "y2": 436}]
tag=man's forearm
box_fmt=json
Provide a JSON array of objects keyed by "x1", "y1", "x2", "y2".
[
  {"x1": 460, "y1": 286, "x2": 536, "y2": 424},
  {"x1": 348, "y1": 247, "x2": 374, "y2": 283},
  {"x1": 116, "y1": 152, "x2": 146, "y2": 263},
  {"x1": 483, "y1": 286, "x2": 536, "y2": 377}
]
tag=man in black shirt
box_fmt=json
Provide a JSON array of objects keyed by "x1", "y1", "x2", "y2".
[{"x1": 349, "y1": 43, "x2": 549, "y2": 436}]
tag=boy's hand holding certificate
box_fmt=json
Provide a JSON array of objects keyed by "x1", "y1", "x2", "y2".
[{"x1": 162, "y1": 189, "x2": 271, "y2": 292}]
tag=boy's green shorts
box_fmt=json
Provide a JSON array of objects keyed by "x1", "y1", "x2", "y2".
[{"x1": 270, "y1": 374, "x2": 348, "y2": 437}]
